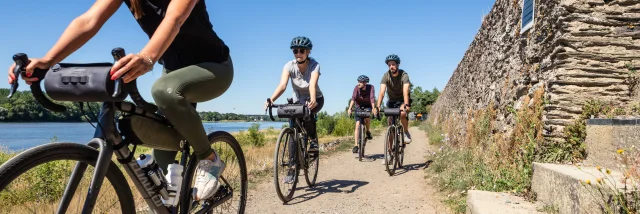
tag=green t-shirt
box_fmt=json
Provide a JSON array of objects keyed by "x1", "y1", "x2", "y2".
[{"x1": 380, "y1": 69, "x2": 411, "y2": 101}]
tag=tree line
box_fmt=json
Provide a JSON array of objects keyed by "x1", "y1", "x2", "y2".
[
  {"x1": 0, "y1": 88, "x2": 279, "y2": 122},
  {"x1": 0, "y1": 85, "x2": 439, "y2": 122}
]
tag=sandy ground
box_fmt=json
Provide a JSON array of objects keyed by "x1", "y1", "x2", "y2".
[{"x1": 245, "y1": 126, "x2": 450, "y2": 214}]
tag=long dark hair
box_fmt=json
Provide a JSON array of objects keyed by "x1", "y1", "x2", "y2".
[{"x1": 130, "y1": 0, "x2": 145, "y2": 19}]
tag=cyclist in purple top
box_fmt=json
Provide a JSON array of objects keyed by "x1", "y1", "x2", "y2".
[{"x1": 347, "y1": 75, "x2": 377, "y2": 154}]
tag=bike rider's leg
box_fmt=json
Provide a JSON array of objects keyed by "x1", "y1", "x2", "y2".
[
  {"x1": 365, "y1": 117, "x2": 372, "y2": 140},
  {"x1": 151, "y1": 58, "x2": 234, "y2": 201},
  {"x1": 305, "y1": 96, "x2": 324, "y2": 153},
  {"x1": 353, "y1": 118, "x2": 360, "y2": 154},
  {"x1": 401, "y1": 98, "x2": 413, "y2": 144},
  {"x1": 153, "y1": 150, "x2": 178, "y2": 173}
]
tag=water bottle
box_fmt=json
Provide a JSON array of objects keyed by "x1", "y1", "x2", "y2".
[
  {"x1": 162, "y1": 161, "x2": 184, "y2": 206},
  {"x1": 136, "y1": 154, "x2": 170, "y2": 200}
]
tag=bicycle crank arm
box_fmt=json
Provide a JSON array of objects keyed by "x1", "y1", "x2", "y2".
[{"x1": 193, "y1": 185, "x2": 233, "y2": 214}]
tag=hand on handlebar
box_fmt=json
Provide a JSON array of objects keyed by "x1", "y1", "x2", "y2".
[
  {"x1": 110, "y1": 53, "x2": 153, "y2": 83},
  {"x1": 306, "y1": 98, "x2": 317, "y2": 110},
  {"x1": 264, "y1": 98, "x2": 272, "y2": 112},
  {"x1": 7, "y1": 58, "x2": 51, "y2": 85},
  {"x1": 402, "y1": 104, "x2": 410, "y2": 112}
]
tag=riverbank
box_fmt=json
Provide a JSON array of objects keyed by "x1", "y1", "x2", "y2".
[{"x1": 0, "y1": 121, "x2": 286, "y2": 152}]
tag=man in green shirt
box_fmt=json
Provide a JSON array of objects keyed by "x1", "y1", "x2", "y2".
[{"x1": 376, "y1": 54, "x2": 413, "y2": 149}]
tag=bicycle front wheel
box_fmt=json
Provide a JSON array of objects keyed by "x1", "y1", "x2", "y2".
[
  {"x1": 179, "y1": 131, "x2": 248, "y2": 214},
  {"x1": 358, "y1": 123, "x2": 365, "y2": 161},
  {"x1": 273, "y1": 128, "x2": 297, "y2": 203},
  {"x1": 384, "y1": 126, "x2": 396, "y2": 176},
  {"x1": 0, "y1": 142, "x2": 135, "y2": 213}
]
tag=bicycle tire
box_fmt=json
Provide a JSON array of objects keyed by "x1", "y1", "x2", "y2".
[
  {"x1": 384, "y1": 126, "x2": 395, "y2": 176},
  {"x1": 273, "y1": 128, "x2": 297, "y2": 203},
  {"x1": 393, "y1": 127, "x2": 402, "y2": 171},
  {"x1": 397, "y1": 126, "x2": 405, "y2": 169},
  {"x1": 303, "y1": 135, "x2": 319, "y2": 187},
  {"x1": 358, "y1": 123, "x2": 364, "y2": 161},
  {"x1": 0, "y1": 142, "x2": 135, "y2": 213},
  {"x1": 179, "y1": 131, "x2": 248, "y2": 214}
]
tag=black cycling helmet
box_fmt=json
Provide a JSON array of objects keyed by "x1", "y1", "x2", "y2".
[
  {"x1": 290, "y1": 36, "x2": 313, "y2": 50},
  {"x1": 385, "y1": 54, "x2": 401, "y2": 64},
  {"x1": 357, "y1": 75, "x2": 370, "y2": 83}
]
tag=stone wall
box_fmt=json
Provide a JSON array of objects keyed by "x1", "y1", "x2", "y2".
[{"x1": 428, "y1": 0, "x2": 640, "y2": 144}]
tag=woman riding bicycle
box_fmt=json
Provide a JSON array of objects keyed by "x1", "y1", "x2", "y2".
[
  {"x1": 7, "y1": 0, "x2": 232, "y2": 201},
  {"x1": 265, "y1": 36, "x2": 324, "y2": 184},
  {"x1": 347, "y1": 75, "x2": 378, "y2": 155}
]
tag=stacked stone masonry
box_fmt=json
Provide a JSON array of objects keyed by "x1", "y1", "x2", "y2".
[{"x1": 429, "y1": 0, "x2": 640, "y2": 144}]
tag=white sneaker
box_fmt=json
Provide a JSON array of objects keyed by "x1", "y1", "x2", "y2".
[
  {"x1": 404, "y1": 132, "x2": 412, "y2": 144},
  {"x1": 192, "y1": 151, "x2": 226, "y2": 201}
]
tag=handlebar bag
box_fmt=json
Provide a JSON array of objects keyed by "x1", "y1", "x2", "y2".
[
  {"x1": 355, "y1": 109, "x2": 371, "y2": 118},
  {"x1": 384, "y1": 108, "x2": 401, "y2": 117},
  {"x1": 277, "y1": 104, "x2": 307, "y2": 119},
  {"x1": 44, "y1": 62, "x2": 128, "y2": 102}
]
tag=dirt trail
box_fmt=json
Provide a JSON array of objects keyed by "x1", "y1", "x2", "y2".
[{"x1": 245, "y1": 126, "x2": 450, "y2": 214}]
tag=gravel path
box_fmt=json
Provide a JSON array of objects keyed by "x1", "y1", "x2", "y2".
[{"x1": 245, "y1": 126, "x2": 450, "y2": 214}]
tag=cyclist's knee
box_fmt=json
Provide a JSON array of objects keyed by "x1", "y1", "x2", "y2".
[{"x1": 152, "y1": 79, "x2": 183, "y2": 108}]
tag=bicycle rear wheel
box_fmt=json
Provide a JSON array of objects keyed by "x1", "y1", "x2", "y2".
[
  {"x1": 384, "y1": 126, "x2": 395, "y2": 176},
  {"x1": 179, "y1": 131, "x2": 248, "y2": 214},
  {"x1": 0, "y1": 142, "x2": 135, "y2": 213},
  {"x1": 273, "y1": 128, "x2": 298, "y2": 203}
]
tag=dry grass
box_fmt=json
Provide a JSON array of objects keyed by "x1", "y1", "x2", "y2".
[
  {"x1": 426, "y1": 87, "x2": 546, "y2": 213},
  {"x1": 0, "y1": 126, "x2": 368, "y2": 213}
]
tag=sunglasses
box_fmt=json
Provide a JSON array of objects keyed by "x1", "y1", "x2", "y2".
[{"x1": 292, "y1": 49, "x2": 307, "y2": 54}]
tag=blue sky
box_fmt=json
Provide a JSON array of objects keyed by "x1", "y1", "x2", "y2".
[{"x1": 0, "y1": 0, "x2": 496, "y2": 115}]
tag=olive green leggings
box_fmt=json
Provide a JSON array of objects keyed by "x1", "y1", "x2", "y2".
[{"x1": 151, "y1": 58, "x2": 233, "y2": 171}]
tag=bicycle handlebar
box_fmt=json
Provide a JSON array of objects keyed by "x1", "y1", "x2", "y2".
[
  {"x1": 8, "y1": 53, "x2": 67, "y2": 112},
  {"x1": 7, "y1": 47, "x2": 158, "y2": 113}
]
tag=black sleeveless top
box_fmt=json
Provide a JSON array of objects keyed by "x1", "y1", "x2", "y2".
[{"x1": 122, "y1": 0, "x2": 230, "y2": 70}]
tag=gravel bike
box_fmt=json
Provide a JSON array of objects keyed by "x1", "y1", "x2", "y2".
[
  {"x1": 265, "y1": 98, "x2": 319, "y2": 204},
  {"x1": 0, "y1": 48, "x2": 247, "y2": 213}
]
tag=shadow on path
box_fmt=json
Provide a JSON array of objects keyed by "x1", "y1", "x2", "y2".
[
  {"x1": 392, "y1": 160, "x2": 433, "y2": 176},
  {"x1": 285, "y1": 179, "x2": 369, "y2": 205}
]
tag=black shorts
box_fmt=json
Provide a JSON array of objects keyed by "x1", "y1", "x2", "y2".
[{"x1": 386, "y1": 98, "x2": 413, "y2": 108}]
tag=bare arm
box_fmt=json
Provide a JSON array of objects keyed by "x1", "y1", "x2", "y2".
[
  {"x1": 370, "y1": 85, "x2": 376, "y2": 107},
  {"x1": 42, "y1": 0, "x2": 122, "y2": 65},
  {"x1": 403, "y1": 83, "x2": 410, "y2": 107},
  {"x1": 269, "y1": 67, "x2": 290, "y2": 102},
  {"x1": 348, "y1": 86, "x2": 357, "y2": 111},
  {"x1": 139, "y1": 0, "x2": 200, "y2": 62},
  {"x1": 308, "y1": 64, "x2": 320, "y2": 103},
  {"x1": 348, "y1": 100, "x2": 355, "y2": 112},
  {"x1": 377, "y1": 84, "x2": 386, "y2": 109}
]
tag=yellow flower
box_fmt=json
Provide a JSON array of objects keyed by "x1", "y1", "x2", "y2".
[
  {"x1": 596, "y1": 177, "x2": 602, "y2": 184},
  {"x1": 596, "y1": 165, "x2": 602, "y2": 171},
  {"x1": 586, "y1": 179, "x2": 591, "y2": 185},
  {"x1": 606, "y1": 169, "x2": 612, "y2": 175},
  {"x1": 617, "y1": 149, "x2": 625, "y2": 155}
]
